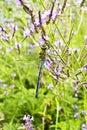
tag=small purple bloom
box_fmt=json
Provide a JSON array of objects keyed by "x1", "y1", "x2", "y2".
[
  {"x1": 82, "y1": 124, "x2": 87, "y2": 130},
  {"x1": 74, "y1": 112, "x2": 79, "y2": 118},
  {"x1": 23, "y1": 114, "x2": 33, "y2": 130},
  {"x1": 45, "y1": 59, "x2": 52, "y2": 70},
  {"x1": 24, "y1": 29, "x2": 32, "y2": 37},
  {"x1": 47, "y1": 84, "x2": 53, "y2": 90},
  {"x1": 16, "y1": 0, "x2": 24, "y2": 5},
  {"x1": 10, "y1": 85, "x2": 15, "y2": 90},
  {"x1": 83, "y1": 83, "x2": 87, "y2": 87},
  {"x1": 29, "y1": 124, "x2": 33, "y2": 130},
  {"x1": 73, "y1": 48, "x2": 80, "y2": 53},
  {"x1": 82, "y1": 66, "x2": 87, "y2": 72},
  {"x1": 76, "y1": 1, "x2": 82, "y2": 6},
  {"x1": 38, "y1": 37, "x2": 45, "y2": 46},
  {"x1": 72, "y1": 105, "x2": 78, "y2": 111},
  {"x1": 15, "y1": 43, "x2": 21, "y2": 49},
  {"x1": 56, "y1": 68, "x2": 62, "y2": 77},
  {"x1": 1, "y1": 34, "x2": 9, "y2": 40},
  {"x1": 82, "y1": 110, "x2": 86, "y2": 115},
  {"x1": 54, "y1": 40, "x2": 65, "y2": 47}
]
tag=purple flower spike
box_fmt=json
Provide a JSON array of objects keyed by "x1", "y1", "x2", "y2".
[{"x1": 23, "y1": 114, "x2": 34, "y2": 130}]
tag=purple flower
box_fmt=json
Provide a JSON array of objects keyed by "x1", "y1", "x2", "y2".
[
  {"x1": 73, "y1": 48, "x2": 80, "y2": 53},
  {"x1": 10, "y1": 85, "x2": 15, "y2": 90},
  {"x1": 23, "y1": 114, "x2": 33, "y2": 130},
  {"x1": 74, "y1": 112, "x2": 79, "y2": 118},
  {"x1": 45, "y1": 59, "x2": 52, "y2": 70},
  {"x1": 55, "y1": 68, "x2": 62, "y2": 77},
  {"x1": 82, "y1": 66, "x2": 87, "y2": 72},
  {"x1": 16, "y1": 0, "x2": 24, "y2": 5},
  {"x1": 47, "y1": 84, "x2": 53, "y2": 90},
  {"x1": 76, "y1": 1, "x2": 82, "y2": 6},
  {"x1": 72, "y1": 105, "x2": 78, "y2": 111},
  {"x1": 83, "y1": 83, "x2": 87, "y2": 87},
  {"x1": 82, "y1": 110, "x2": 86, "y2": 115},
  {"x1": 29, "y1": 124, "x2": 33, "y2": 130},
  {"x1": 54, "y1": 40, "x2": 65, "y2": 47},
  {"x1": 38, "y1": 37, "x2": 45, "y2": 46},
  {"x1": 1, "y1": 34, "x2": 9, "y2": 40},
  {"x1": 23, "y1": 29, "x2": 33, "y2": 37},
  {"x1": 15, "y1": 43, "x2": 21, "y2": 49},
  {"x1": 82, "y1": 124, "x2": 87, "y2": 130}
]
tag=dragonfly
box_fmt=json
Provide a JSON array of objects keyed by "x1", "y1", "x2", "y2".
[{"x1": 35, "y1": 43, "x2": 47, "y2": 98}]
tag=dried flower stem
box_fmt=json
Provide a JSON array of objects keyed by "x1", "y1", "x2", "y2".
[
  {"x1": 80, "y1": 0, "x2": 85, "y2": 7},
  {"x1": 61, "y1": 0, "x2": 67, "y2": 14},
  {"x1": 46, "y1": 0, "x2": 56, "y2": 24}
]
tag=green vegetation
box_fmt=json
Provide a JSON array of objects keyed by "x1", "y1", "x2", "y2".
[{"x1": 0, "y1": 0, "x2": 87, "y2": 130}]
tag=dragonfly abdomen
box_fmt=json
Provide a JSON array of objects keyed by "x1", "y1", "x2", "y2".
[{"x1": 35, "y1": 60, "x2": 44, "y2": 98}]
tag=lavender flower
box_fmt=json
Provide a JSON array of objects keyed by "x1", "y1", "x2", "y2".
[
  {"x1": 47, "y1": 84, "x2": 53, "y2": 90},
  {"x1": 82, "y1": 124, "x2": 87, "y2": 130},
  {"x1": 72, "y1": 105, "x2": 78, "y2": 111},
  {"x1": 74, "y1": 112, "x2": 79, "y2": 118},
  {"x1": 1, "y1": 34, "x2": 9, "y2": 40},
  {"x1": 54, "y1": 40, "x2": 65, "y2": 48},
  {"x1": 24, "y1": 29, "x2": 33, "y2": 37},
  {"x1": 15, "y1": 42, "x2": 21, "y2": 49},
  {"x1": 76, "y1": 1, "x2": 82, "y2": 6},
  {"x1": 83, "y1": 83, "x2": 87, "y2": 87},
  {"x1": 45, "y1": 59, "x2": 52, "y2": 70},
  {"x1": 10, "y1": 85, "x2": 15, "y2": 90},
  {"x1": 73, "y1": 48, "x2": 80, "y2": 53},
  {"x1": 38, "y1": 37, "x2": 45, "y2": 46},
  {"x1": 82, "y1": 110, "x2": 86, "y2": 115},
  {"x1": 23, "y1": 114, "x2": 33, "y2": 130},
  {"x1": 82, "y1": 66, "x2": 87, "y2": 72},
  {"x1": 16, "y1": 0, "x2": 24, "y2": 5}
]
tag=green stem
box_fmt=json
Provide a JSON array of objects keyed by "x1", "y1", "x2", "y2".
[
  {"x1": 55, "y1": 98, "x2": 59, "y2": 130},
  {"x1": 42, "y1": 104, "x2": 47, "y2": 130}
]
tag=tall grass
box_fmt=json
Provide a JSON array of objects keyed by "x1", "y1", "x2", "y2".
[{"x1": 0, "y1": 0, "x2": 87, "y2": 130}]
